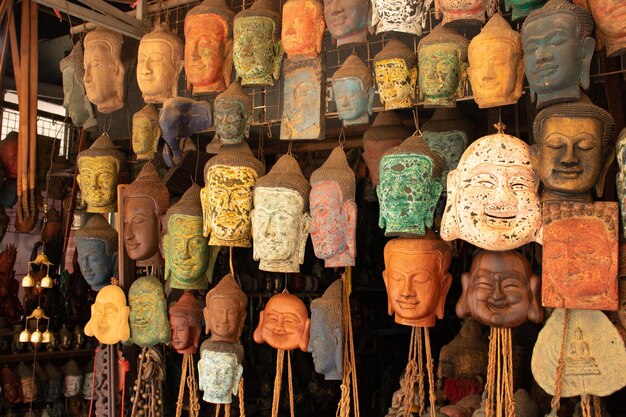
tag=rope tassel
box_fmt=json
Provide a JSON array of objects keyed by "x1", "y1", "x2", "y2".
[
  {"x1": 485, "y1": 327, "x2": 515, "y2": 417},
  {"x1": 401, "y1": 327, "x2": 436, "y2": 417}
]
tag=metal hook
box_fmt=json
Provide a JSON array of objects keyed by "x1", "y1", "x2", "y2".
[
  {"x1": 287, "y1": 140, "x2": 293, "y2": 155},
  {"x1": 412, "y1": 108, "x2": 422, "y2": 137},
  {"x1": 338, "y1": 126, "x2": 346, "y2": 148}
]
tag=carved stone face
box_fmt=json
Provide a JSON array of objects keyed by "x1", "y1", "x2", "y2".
[
  {"x1": 332, "y1": 77, "x2": 373, "y2": 126},
  {"x1": 363, "y1": 139, "x2": 404, "y2": 187},
  {"x1": 234, "y1": 17, "x2": 281, "y2": 86},
  {"x1": 20, "y1": 377, "x2": 38, "y2": 402},
  {"x1": 198, "y1": 350, "x2": 243, "y2": 404},
  {"x1": 281, "y1": 60, "x2": 324, "y2": 140},
  {"x1": 532, "y1": 116, "x2": 605, "y2": 201},
  {"x1": 374, "y1": 59, "x2": 417, "y2": 110},
  {"x1": 310, "y1": 182, "x2": 357, "y2": 267},
  {"x1": 419, "y1": 43, "x2": 465, "y2": 107},
  {"x1": 505, "y1": 0, "x2": 545, "y2": 20},
  {"x1": 163, "y1": 214, "x2": 210, "y2": 290},
  {"x1": 63, "y1": 376, "x2": 81, "y2": 397},
  {"x1": 137, "y1": 39, "x2": 179, "y2": 102},
  {"x1": 522, "y1": 12, "x2": 594, "y2": 108},
  {"x1": 123, "y1": 197, "x2": 160, "y2": 262},
  {"x1": 76, "y1": 239, "x2": 115, "y2": 291},
  {"x1": 205, "y1": 297, "x2": 245, "y2": 343},
  {"x1": 437, "y1": 0, "x2": 490, "y2": 23},
  {"x1": 584, "y1": 0, "x2": 626, "y2": 57},
  {"x1": 457, "y1": 251, "x2": 542, "y2": 328},
  {"x1": 377, "y1": 155, "x2": 443, "y2": 236},
  {"x1": 76, "y1": 156, "x2": 119, "y2": 213},
  {"x1": 62, "y1": 67, "x2": 95, "y2": 128},
  {"x1": 82, "y1": 372, "x2": 93, "y2": 399},
  {"x1": 253, "y1": 293, "x2": 311, "y2": 351},
  {"x1": 214, "y1": 101, "x2": 248, "y2": 144},
  {"x1": 85, "y1": 285, "x2": 130, "y2": 345},
  {"x1": 323, "y1": 0, "x2": 369, "y2": 46},
  {"x1": 373, "y1": 0, "x2": 432, "y2": 35},
  {"x1": 201, "y1": 166, "x2": 256, "y2": 246},
  {"x1": 308, "y1": 306, "x2": 342, "y2": 380},
  {"x1": 132, "y1": 113, "x2": 160, "y2": 160},
  {"x1": 83, "y1": 41, "x2": 124, "y2": 113},
  {"x1": 422, "y1": 130, "x2": 467, "y2": 190},
  {"x1": 185, "y1": 14, "x2": 230, "y2": 93},
  {"x1": 282, "y1": 0, "x2": 324, "y2": 58},
  {"x1": 129, "y1": 277, "x2": 171, "y2": 347},
  {"x1": 47, "y1": 379, "x2": 61, "y2": 401},
  {"x1": 441, "y1": 134, "x2": 541, "y2": 250},
  {"x1": 251, "y1": 188, "x2": 310, "y2": 272},
  {"x1": 170, "y1": 316, "x2": 193, "y2": 353}
]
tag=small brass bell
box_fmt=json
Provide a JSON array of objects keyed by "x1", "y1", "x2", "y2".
[
  {"x1": 31, "y1": 330, "x2": 43, "y2": 344},
  {"x1": 19, "y1": 329, "x2": 31, "y2": 343},
  {"x1": 42, "y1": 330, "x2": 54, "y2": 344},
  {"x1": 40, "y1": 275, "x2": 53, "y2": 289},
  {"x1": 22, "y1": 272, "x2": 35, "y2": 288}
]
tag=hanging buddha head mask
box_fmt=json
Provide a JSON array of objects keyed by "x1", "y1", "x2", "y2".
[
  {"x1": 521, "y1": 0, "x2": 595, "y2": 109},
  {"x1": 331, "y1": 54, "x2": 375, "y2": 127},
  {"x1": 83, "y1": 27, "x2": 125, "y2": 114},
  {"x1": 169, "y1": 291, "x2": 202, "y2": 354},
  {"x1": 45, "y1": 364, "x2": 62, "y2": 402},
  {"x1": 60, "y1": 42, "x2": 96, "y2": 129},
  {"x1": 252, "y1": 154, "x2": 311, "y2": 273},
  {"x1": 373, "y1": 39, "x2": 417, "y2": 110},
  {"x1": 377, "y1": 135, "x2": 445, "y2": 237},
  {"x1": 204, "y1": 274, "x2": 248, "y2": 343},
  {"x1": 137, "y1": 23, "x2": 184, "y2": 103},
  {"x1": 128, "y1": 276, "x2": 171, "y2": 347},
  {"x1": 132, "y1": 105, "x2": 161, "y2": 161},
  {"x1": 504, "y1": 0, "x2": 545, "y2": 21},
  {"x1": 123, "y1": 162, "x2": 169, "y2": 266},
  {"x1": 233, "y1": 0, "x2": 283, "y2": 86},
  {"x1": 441, "y1": 132, "x2": 542, "y2": 250},
  {"x1": 76, "y1": 134, "x2": 126, "y2": 213},
  {"x1": 185, "y1": 0, "x2": 234, "y2": 94},
  {"x1": 308, "y1": 279, "x2": 342, "y2": 380},
  {"x1": 531, "y1": 98, "x2": 615, "y2": 203},
  {"x1": 76, "y1": 214, "x2": 118, "y2": 291},
  {"x1": 254, "y1": 292, "x2": 311, "y2": 351},
  {"x1": 324, "y1": 0, "x2": 369, "y2": 47},
  {"x1": 457, "y1": 250, "x2": 543, "y2": 328},
  {"x1": 1, "y1": 367, "x2": 22, "y2": 404},
  {"x1": 282, "y1": 0, "x2": 325, "y2": 59},
  {"x1": 16, "y1": 363, "x2": 38, "y2": 402},
  {"x1": 310, "y1": 147, "x2": 357, "y2": 267},
  {"x1": 372, "y1": 0, "x2": 432, "y2": 36},
  {"x1": 201, "y1": 142, "x2": 265, "y2": 247},
  {"x1": 382, "y1": 234, "x2": 452, "y2": 327},
  {"x1": 574, "y1": 0, "x2": 626, "y2": 57},
  {"x1": 363, "y1": 111, "x2": 413, "y2": 187},
  {"x1": 467, "y1": 14, "x2": 524, "y2": 109},
  {"x1": 61, "y1": 360, "x2": 82, "y2": 398},
  {"x1": 84, "y1": 284, "x2": 131, "y2": 344},
  {"x1": 421, "y1": 108, "x2": 473, "y2": 192},
  {"x1": 198, "y1": 340, "x2": 244, "y2": 404},
  {"x1": 162, "y1": 185, "x2": 211, "y2": 290},
  {"x1": 0, "y1": 132, "x2": 18, "y2": 179},
  {"x1": 418, "y1": 24, "x2": 469, "y2": 108},
  {"x1": 214, "y1": 81, "x2": 253, "y2": 145},
  {"x1": 434, "y1": 0, "x2": 497, "y2": 26}
]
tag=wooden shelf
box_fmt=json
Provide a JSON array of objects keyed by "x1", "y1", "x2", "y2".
[{"x1": 0, "y1": 348, "x2": 95, "y2": 364}]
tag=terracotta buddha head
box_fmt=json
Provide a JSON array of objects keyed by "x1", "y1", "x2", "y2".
[
  {"x1": 441, "y1": 132, "x2": 542, "y2": 250},
  {"x1": 362, "y1": 111, "x2": 413, "y2": 187},
  {"x1": 59, "y1": 42, "x2": 97, "y2": 129},
  {"x1": 251, "y1": 154, "x2": 311, "y2": 273},
  {"x1": 377, "y1": 135, "x2": 445, "y2": 237},
  {"x1": 128, "y1": 276, "x2": 171, "y2": 347},
  {"x1": 531, "y1": 98, "x2": 615, "y2": 203},
  {"x1": 83, "y1": 27, "x2": 125, "y2": 114},
  {"x1": 504, "y1": 0, "x2": 545, "y2": 21},
  {"x1": 201, "y1": 142, "x2": 265, "y2": 247},
  {"x1": 137, "y1": 23, "x2": 184, "y2": 103},
  {"x1": 169, "y1": 291, "x2": 202, "y2": 354},
  {"x1": 331, "y1": 54, "x2": 375, "y2": 127},
  {"x1": 76, "y1": 214, "x2": 118, "y2": 291},
  {"x1": 254, "y1": 292, "x2": 311, "y2": 351},
  {"x1": 574, "y1": 0, "x2": 626, "y2": 57},
  {"x1": 204, "y1": 274, "x2": 248, "y2": 343},
  {"x1": 123, "y1": 163, "x2": 169, "y2": 266},
  {"x1": 17, "y1": 363, "x2": 39, "y2": 403},
  {"x1": 434, "y1": 0, "x2": 497, "y2": 26},
  {"x1": 324, "y1": 0, "x2": 369, "y2": 47},
  {"x1": 310, "y1": 147, "x2": 357, "y2": 267},
  {"x1": 373, "y1": 39, "x2": 417, "y2": 110},
  {"x1": 60, "y1": 360, "x2": 82, "y2": 398},
  {"x1": 421, "y1": 108, "x2": 473, "y2": 192},
  {"x1": 1, "y1": 367, "x2": 22, "y2": 404},
  {"x1": 467, "y1": 14, "x2": 524, "y2": 109},
  {"x1": 214, "y1": 81, "x2": 253, "y2": 144},
  {"x1": 233, "y1": 0, "x2": 284, "y2": 86},
  {"x1": 198, "y1": 340, "x2": 244, "y2": 404},
  {"x1": 185, "y1": 0, "x2": 234, "y2": 94},
  {"x1": 457, "y1": 250, "x2": 543, "y2": 328},
  {"x1": 521, "y1": 0, "x2": 595, "y2": 109},
  {"x1": 76, "y1": 134, "x2": 126, "y2": 213},
  {"x1": 162, "y1": 185, "x2": 211, "y2": 290},
  {"x1": 132, "y1": 104, "x2": 161, "y2": 161},
  {"x1": 308, "y1": 279, "x2": 342, "y2": 380},
  {"x1": 418, "y1": 24, "x2": 469, "y2": 108},
  {"x1": 85, "y1": 284, "x2": 130, "y2": 344},
  {"x1": 282, "y1": 0, "x2": 325, "y2": 59},
  {"x1": 0, "y1": 132, "x2": 18, "y2": 179},
  {"x1": 382, "y1": 234, "x2": 452, "y2": 327},
  {"x1": 372, "y1": 0, "x2": 432, "y2": 36}
]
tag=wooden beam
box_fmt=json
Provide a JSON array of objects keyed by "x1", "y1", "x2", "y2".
[{"x1": 76, "y1": 0, "x2": 143, "y2": 30}]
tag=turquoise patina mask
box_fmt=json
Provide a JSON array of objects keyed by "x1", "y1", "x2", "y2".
[
  {"x1": 128, "y1": 276, "x2": 171, "y2": 347},
  {"x1": 76, "y1": 214, "x2": 118, "y2": 291},
  {"x1": 308, "y1": 280, "x2": 342, "y2": 380},
  {"x1": 331, "y1": 55, "x2": 374, "y2": 127},
  {"x1": 504, "y1": 0, "x2": 545, "y2": 21},
  {"x1": 198, "y1": 341, "x2": 244, "y2": 404},
  {"x1": 377, "y1": 135, "x2": 444, "y2": 236},
  {"x1": 59, "y1": 42, "x2": 96, "y2": 129},
  {"x1": 418, "y1": 24, "x2": 469, "y2": 108},
  {"x1": 233, "y1": 0, "x2": 283, "y2": 86}
]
